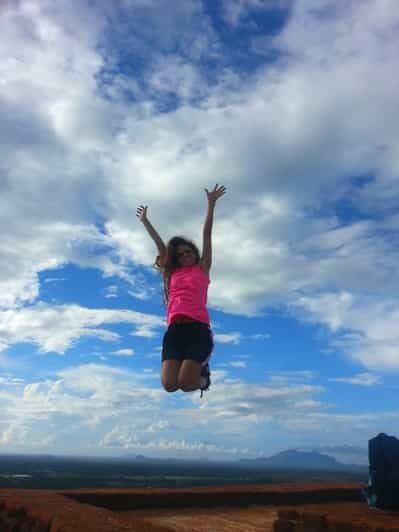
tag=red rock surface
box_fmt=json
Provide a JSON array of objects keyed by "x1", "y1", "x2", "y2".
[{"x1": 0, "y1": 482, "x2": 398, "y2": 531}]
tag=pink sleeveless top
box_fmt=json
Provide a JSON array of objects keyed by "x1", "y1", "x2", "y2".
[{"x1": 167, "y1": 264, "x2": 210, "y2": 326}]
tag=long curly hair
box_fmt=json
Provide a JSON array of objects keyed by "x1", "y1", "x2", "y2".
[{"x1": 154, "y1": 236, "x2": 200, "y2": 305}]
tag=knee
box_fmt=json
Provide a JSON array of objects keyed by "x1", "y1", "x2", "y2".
[
  {"x1": 163, "y1": 382, "x2": 179, "y2": 393},
  {"x1": 178, "y1": 377, "x2": 198, "y2": 392},
  {"x1": 161, "y1": 377, "x2": 179, "y2": 393}
]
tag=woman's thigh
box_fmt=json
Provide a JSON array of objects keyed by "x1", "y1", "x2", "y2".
[
  {"x1": 161, "y1": 359, "x2": 181, "y2": 392},
  {"x1": 178, "y1": 359, "x2": 202, "y2": 392}
]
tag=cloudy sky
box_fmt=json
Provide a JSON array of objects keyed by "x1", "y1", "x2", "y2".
[{"x1": 0, "y1": 0, "x2": 398, "y2": 463}]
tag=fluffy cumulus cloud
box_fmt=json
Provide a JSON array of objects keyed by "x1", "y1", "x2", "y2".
[
  {"x1": 2, "y1": 0, "x2": 398, "y2": 305},
  {"x1": 115, "y1": 0, "x2": 399, "y2": 375},
  {"x1": 0, "y1": 363, "x2": 164, "y2": 450},
  {"x1": 1, "y1": 0, "x2": 398, "y2": 455},
  {"x1": 292, "y1": 293, "x2": 399, "y2": 370},
  {"x1": 0, "y1": 303, "x2": 163, "y2": 354},
  {"x1": 0, "y1": 363, "x2": 394, "y2": 456}
]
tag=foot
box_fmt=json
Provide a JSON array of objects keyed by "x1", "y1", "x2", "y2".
[{"x1": 199, "y1": 363, "x2": 211, "y2": 397}]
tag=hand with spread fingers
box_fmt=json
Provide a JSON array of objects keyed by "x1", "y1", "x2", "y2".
[
  {"x1": 136, "y1": 204, "x2": 166, "y2": 258},
  {"x1": 205, "y1": 184, "x2": 227, "y2": 205},
  {"x1": 136, "y1": 204, "x2": 149, "y2": 223}
]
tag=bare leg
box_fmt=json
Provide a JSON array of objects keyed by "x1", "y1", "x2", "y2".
[
  {"x1": 161, "y1": 360, "x2": 181, "y2": 392},
  {"x1": 178, "y1": 360, "x2": 202, "y2": 392}
]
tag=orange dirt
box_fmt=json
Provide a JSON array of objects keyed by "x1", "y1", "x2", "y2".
[
  {"x1": 118, "y1": 505, "x2": 278, "y2": 531},
  {"x1": 0, "y1": 482, "x2": 398, "y2": 531}
]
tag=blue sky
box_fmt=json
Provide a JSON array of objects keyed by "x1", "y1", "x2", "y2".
[{"x1": 0, "y1": 0, "x2": 398, "y2": 464}]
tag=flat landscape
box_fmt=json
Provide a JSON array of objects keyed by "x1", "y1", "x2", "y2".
[{"x1": 0, "y1": 454, "x2": 367, "y2": 490}]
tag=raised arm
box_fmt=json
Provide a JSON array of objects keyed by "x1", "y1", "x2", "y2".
[
  {"x1": 136, "y1": 205, "x2": 167, "y2": 259},
  {"x1": 200, "y1": 184, "x2": 226, "y2": 275}
]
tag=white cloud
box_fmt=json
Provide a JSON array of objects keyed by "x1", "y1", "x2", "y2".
[
  {"x1": 214, "y1": 332, "x2": 271, "y2": 345},
  {"x1": 146, "y1": 420, "x2": 169, "y2": 433},
  {"x1": 0, "y1": 363, "x2": 163, "y2": 450},
  {"x1": 214, "y1": 332, "x2": 242, "y2": 344},
  {"x1": 329, "y1": 372, "x2": 382, "y2": 386},
  {"x1": 100, "y1": 424, "x2": 247, "y2": 458},
  {"x1": 185, "y1": 379, "x2": 329, "y2": 440},
  {"x1": 111, "y1": 349, "x2": 135, "y2": 357},
  {"x1": 278, "y1": 411, "x2": 399, "y2": 441},
  {"x1": 291, "y1": 293, "x2": 399, "y2": 370},
  {"x1": 250, "y1": 333, "x2": 271, "y2": 340},
  {"x1": 230, "y1": 361, "x2": 247, "y2": 368},
  {"x1": 0, "y1": 375, "x2": 25, "y2": 387},
  {"x1": 104, "y1": 285, "x2": 119, "y2": 299},
  {"x1": 0, "y1": 361, "x2": 395, "y2": 456},
  {"x1": 146, "y1": 55, "x2": 207, "y2": 103},
  {"x1": 0, "y1": 303, "x2": 163, "y2": 354},
  {"x1": 266, "y1": 371, "x2": 316, "y2": 385},
  {"x1": 2, "y1": 0, "x2": 398, "y2": 329},
  {"x1": 1, "y1": 0, "x2": 399, "y2": 455}
]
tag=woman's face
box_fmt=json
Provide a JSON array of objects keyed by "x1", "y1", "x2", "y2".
[{"x1": 176, "y1": 244, "x2": 196, "y2": 266}]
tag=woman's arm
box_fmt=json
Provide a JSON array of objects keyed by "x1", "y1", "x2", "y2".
[
  {"x1": 136, "y1": 205, "x2": 167, "y2": 259},
  {"x1": 200, "y1": 184, "x2": 226, "y2": 275}
]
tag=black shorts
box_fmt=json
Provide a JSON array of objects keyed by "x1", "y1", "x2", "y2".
[{"x1": 162, "y1": 322, "x2": 214, "y2": 366}]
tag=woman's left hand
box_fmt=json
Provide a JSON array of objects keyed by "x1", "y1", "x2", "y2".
[{"x1": 205, "y1": 184, "x2": 226, "y2": 204}]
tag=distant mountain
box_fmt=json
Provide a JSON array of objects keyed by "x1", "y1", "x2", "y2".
[
  {"x1": 117, "y1": 449, "x2": 367, "y2": 470},
  {"x1": 122, "y1": 454, "x2": 191, "y2": 463},
  {"x1": 123, "y1": 454, "x2": 155, "y2": 461},
  {"x1": 308, "y1": 445, "x2": 368, "y2": 466},
  {"x1": 239, "y1": 449, "x2": 360, "y2": 470}
]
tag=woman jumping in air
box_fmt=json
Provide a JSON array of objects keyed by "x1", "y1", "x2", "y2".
[{"x1": 136, "y1": 184, "x2": 226, "y2": 397}]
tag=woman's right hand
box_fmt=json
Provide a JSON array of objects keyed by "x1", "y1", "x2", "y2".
[{"x1": 136, "y1": 205, "x2": 148, "y2": 223}]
